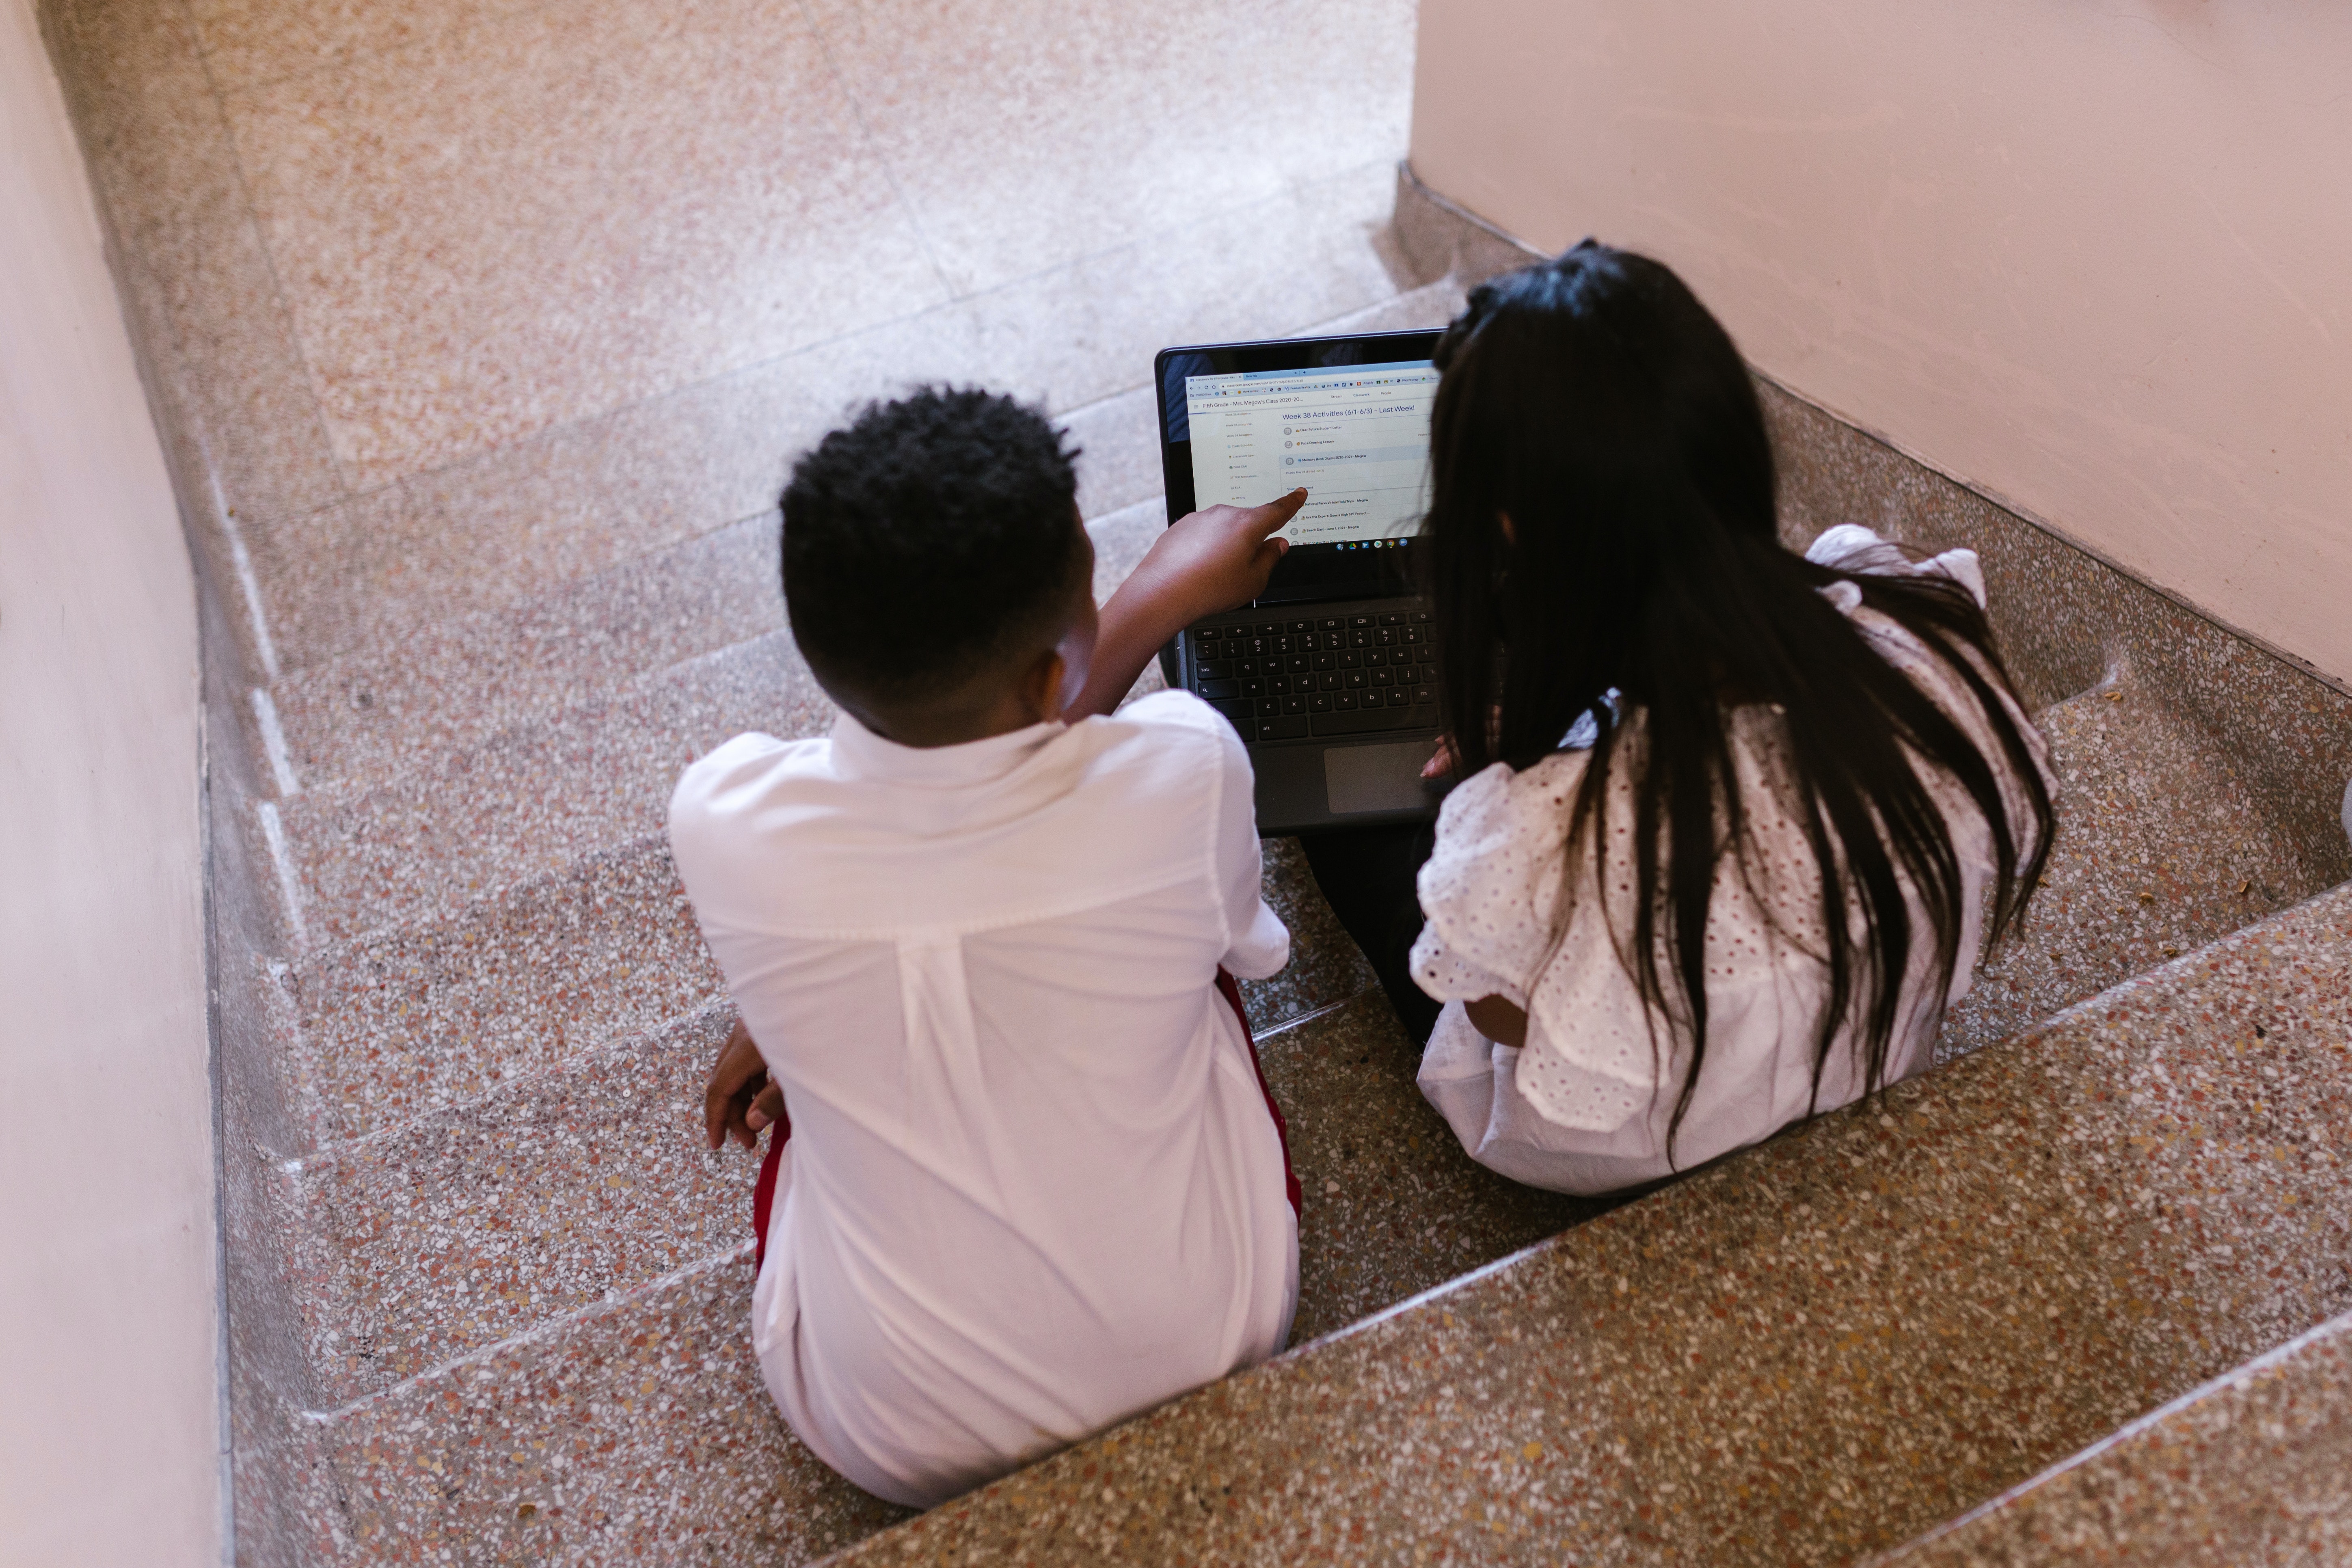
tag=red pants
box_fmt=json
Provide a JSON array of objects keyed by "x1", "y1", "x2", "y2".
[{"x1": 752, "y1": 970, "x2": 1300, "y2": 1269}]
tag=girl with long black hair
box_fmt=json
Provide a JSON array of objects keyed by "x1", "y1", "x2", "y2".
[{"x1": 1302, "y1": 242, "x2": 2058, "y2": 1193}]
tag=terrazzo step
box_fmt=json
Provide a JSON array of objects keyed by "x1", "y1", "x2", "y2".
[
  {"x1": 263, "y1": 587, "x2": 2313, "y2": 1390},
  {"x1": 261, "y1": 440, "x2": 1140, "y2": 804},
  {"x1": 1941, "y1": 671, "x2": 2323, "y2": 1057},
  {"x1": 222, "y1": 165, "x2": 1434, "y2": 688},
  {"x1": 271, "y1": 832, "x2": 715, "y2": 1144},
  {"x1": 263, "y1": 514, "x2": 784, "y2": 801},
  {"x1": 257, "y1": 279, "x2": 1466, "y2": 801},
  {"x1": 274, "y1": 967, "x2": 1592, "y2": 1417},
  {"x1": 268, "y1": 820, "x2": 1362, "y2": 1149},
  {"x1": 287, "y1": 987, "x2": 1605, "y2": 1562},
  {"x1": 1877, "y1": 1305, "x2": 2352, "y2": 1566},
  {"x1": 269, "y1": 842, "x2": 1380, "y2": 1402},
  {"x1": 270, "y1": 631, "x2": 826, "y2": 947},
  {"x1": 815, "y1": 878, "x2": 2352, "y2": 1568},
  {"x1": 283, "y1": 876, "x2": 2352, "y2": 1564},
  {"x1": 278, "y1": 1001, "x2": 749, "y2": 1403},
  {"x1": 262, "y1": 500, "x2": 1177, "y2": 950},
  {"x1": 294, "y1": 1248, "x2": 909, "y2": 1565}
]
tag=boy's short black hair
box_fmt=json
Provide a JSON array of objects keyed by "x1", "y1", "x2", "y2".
[{"x1": 782, "y1": 387, "x2": 1085, "y2": 702}]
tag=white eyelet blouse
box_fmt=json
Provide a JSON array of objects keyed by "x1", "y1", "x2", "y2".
[{"x1": 1408, "y1": 527, "x2": 2056, "y2": 1194}]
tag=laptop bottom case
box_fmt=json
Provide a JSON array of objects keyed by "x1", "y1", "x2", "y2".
[
  {"x1": 1168, "y1": 594, "x2": 1450, "y2": 836},
  {"x1": 1252, "y1": 732, "x2": 1445, "y2": 834}
]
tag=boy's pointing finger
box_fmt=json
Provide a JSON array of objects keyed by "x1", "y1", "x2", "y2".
[{"x1": 1246, "y1": 488, "x2": 1308, "y2": 535}]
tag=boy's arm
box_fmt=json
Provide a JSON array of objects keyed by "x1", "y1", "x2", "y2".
[
  {"x1": 1061, "y1": 489, "x2": 1307, "y2": 721},
  {"x1": 1212, "y1": 718, "x2": 1291, "y2": 979}
]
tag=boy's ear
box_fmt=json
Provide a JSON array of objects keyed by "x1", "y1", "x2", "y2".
[{"x1": 1019, "y1": 644, "x2": 1068, "y2": 725}]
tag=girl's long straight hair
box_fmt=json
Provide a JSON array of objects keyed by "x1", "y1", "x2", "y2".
[{"x1": 1424, "y1": 242, "x2": 2054, "y2": 1158}]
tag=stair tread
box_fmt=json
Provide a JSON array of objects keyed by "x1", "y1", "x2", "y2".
[
  {"x1": 808, "y1": 878, "x2": 2352, "y2": 1567},
  {"x1": 289, "y1": 987, "x2": 1611, "y2": 1562},
  {"x1": 299, "y1": 1249, "x2": 910, "y2": 1564},
  {"x1": 236, "y1": 160, "x2": 1417, "y2": 680},
  {"x1": 276, "y1": 833, "x2": 715, "y2": 1143},
  {"x1": 1941, "y1": 672, "x2": 2332, "y2": 1058},
  {"x1": 280, "y1": 1004, "x2": 745, "y2": 1402},
  {"x1": 283, "y1": 977, "x2": 1594, "y2": 1411},
  {"x1": 268, "y1": 496, "x2": 1179, "y2": 948},
  {"x1": 267, "y1": 515, "x2": 782, "y2": 797},
  {"x1": 255, "y1": 277, "x2": 1467, "y2": 805},
  {"x1": 274, "y1": 809, "x2": 1367, "y2": 1147},
  {"x1": 288, "y1": 873, "x2": 2352, "y2": 1568},
  {"x1": 273, "y1": 839, "x2": 1374, "y2": 1398},
  {"x1": 1877, "y1": 1305, "x2": 2352, "y2": 1566},
  {"x1": 274, "y1": 631, "x2": 826, "y2": 945}
]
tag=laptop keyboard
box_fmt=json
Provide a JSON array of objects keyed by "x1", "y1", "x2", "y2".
[{"x1": 1182, "y1": 600, "x2": 1441, "y2": 745}]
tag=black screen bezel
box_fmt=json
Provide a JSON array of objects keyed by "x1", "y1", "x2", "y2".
[{"x1": 1155, "y1": 329, "x2": 1443, "y2": 606}]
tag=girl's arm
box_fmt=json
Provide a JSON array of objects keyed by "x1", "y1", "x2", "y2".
[
  {"x1": 1061, "y1": 489, "x2": 1306, "y2": 720},
  {"x1": 1465, "y1": 995, "x2": 1529, "y2": 1047}
]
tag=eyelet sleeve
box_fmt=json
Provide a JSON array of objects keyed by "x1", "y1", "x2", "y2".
[{"x1": 1409, "y1": 753, "x2": 1588, "y2": 1009}]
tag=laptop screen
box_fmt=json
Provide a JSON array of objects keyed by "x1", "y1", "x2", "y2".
[
  {"x1": 1181, "y1": 360, "x2": 1438, "y2": 550},
  {"x1": 1154, "y1": 328, "x2": 1443, "y2": 603}
]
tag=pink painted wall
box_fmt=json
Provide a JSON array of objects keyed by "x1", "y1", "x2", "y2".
[
  {"x1": 1410, "y1": 0, "x2": 2352, "y2": 684},
  {"x1": 0, "y1": 2, "x2": 219, "y2": 1561}
]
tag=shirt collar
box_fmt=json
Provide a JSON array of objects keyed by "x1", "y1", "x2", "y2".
[{"x1": 828, "y1": 708, "x2": 1069, "y2": 788}]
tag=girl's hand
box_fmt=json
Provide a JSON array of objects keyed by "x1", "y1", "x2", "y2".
[{"x1": 1424, "y1": 706, "x2": 1503, "y2": 779}]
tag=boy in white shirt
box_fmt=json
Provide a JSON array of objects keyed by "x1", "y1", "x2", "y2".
[{"x1": 670, "y1": 387, "x2": 1309, "y2": 1508}]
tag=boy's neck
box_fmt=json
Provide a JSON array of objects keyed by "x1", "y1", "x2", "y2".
[
  {"x1": 847, "y1": 620, "x2": 1079, "y2": 749},
  {"x1": 857, "y1": 695, "x2": 1054, "y2": 750}
]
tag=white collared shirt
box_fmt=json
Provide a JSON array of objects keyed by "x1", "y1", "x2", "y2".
[{"x1": 668, "y1": 691, "x2": 1295, "y2": 1508}]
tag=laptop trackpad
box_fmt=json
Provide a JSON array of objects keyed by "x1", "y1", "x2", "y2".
[{"x1": 1324, "y1": 739, "x2": 1438, "y2": 814}]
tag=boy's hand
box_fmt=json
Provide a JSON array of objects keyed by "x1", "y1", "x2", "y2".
[
  {"x1": 705, "y1": 1018, "x2": 786, "y2": 1151},
  {"x1": 1063, "y1": 488, "x2": 1307, "y2": 721},
  {"x1": 1129, "y1": 488, "x2": 1305, "y2": 626}
]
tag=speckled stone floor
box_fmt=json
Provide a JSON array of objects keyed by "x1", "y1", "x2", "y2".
[{"x1": 43, "y1": 0, "x2": 2352, "y2": 1557}]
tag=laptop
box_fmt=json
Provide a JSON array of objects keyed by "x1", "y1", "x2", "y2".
[{"x1": 1153, "y1": 329, "x2": 1446, "y2": 834}]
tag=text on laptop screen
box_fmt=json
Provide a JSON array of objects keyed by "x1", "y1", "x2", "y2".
[{"x1": 1183, "y1": 360, "x2": 1438, "y2": 547}]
